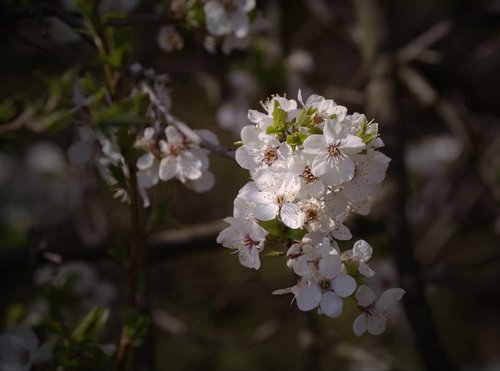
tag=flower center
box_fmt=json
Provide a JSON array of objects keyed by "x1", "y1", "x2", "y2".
[
  {"x1": 320, "y1": 278, "x2": 331, "y2": 292},
  {"x1": 262, "y1": 147, "x2": 278, "y2": 165},
  {"x1": 304, "y1": 206, "x2": 319, "y2": 222},
  {"x1": 301, "y1": 166, "x2": 318, "y2": 184},
  {"x1": 276, "y1": 194, "x2": 286, "y2": 206},
  {"x1": 327, "y1": 142, "x2": 343, "y2": 158},
  {"x1": 168, "y1": 143, "x2": 185, "y2": 157},
  {"x1": 243, "y1": 234, "x2": 258, "y2": 250},
  {"x1": 358, "y1": 301, "x2": 377, "y2": 316}
]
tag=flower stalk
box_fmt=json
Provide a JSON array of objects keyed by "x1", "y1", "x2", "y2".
[{"x1": 116, "y1": 160, "x2": 143, "y2": 370}]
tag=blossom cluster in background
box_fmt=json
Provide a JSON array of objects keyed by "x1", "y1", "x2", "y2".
[{"x1": 218, "y1": 91, "x2": 404, "y2": 335}]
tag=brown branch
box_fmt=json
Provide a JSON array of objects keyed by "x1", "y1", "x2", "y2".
[
  {"x1": 1, "y1": 3, "x2": 96, "y2": 48},
  {"x1": 133, "y1": 65, "x2": 236, "y2": 161},
  {"x1": 353, "y1": 1, "x2": 454, "y2": 370},
  {"x1": 0, "y1": 220, "x2": 226, "y2": 279}
]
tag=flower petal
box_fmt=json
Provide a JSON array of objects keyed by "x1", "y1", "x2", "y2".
[
  {"x1": 332, "y1": 274, "x2": 356, "y2": 297},
  {"x1": 280, "y1": 203, "x2": 304, "y2": 229},
  {"x1": 353, "y1": 240, "x2": 372, "y2": 261},
  {"x1": 296, "y1": 284, "x2": 321, "y2": 311},
  {"x1": 320, "y1": 291, "x2": 343, "y2": 317},
  {"x1": 367, "y1": 312, "x2": 387, "y2": 335},
  {"x1": 353, "y1": 314, "x2": 367, "y2": 336},
  {"x1": 377, "y1": 288, "x2": 405, "y2": 311},
  {"x1": 355, "y1": 285, "x2": 375, "y2": 307}
]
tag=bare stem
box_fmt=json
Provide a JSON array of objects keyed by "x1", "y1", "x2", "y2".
[{"x1": 116, "y1": 161, "x2": 143, "y2": 370}]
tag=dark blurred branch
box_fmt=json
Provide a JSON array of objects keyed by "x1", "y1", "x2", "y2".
[
  {"x1": 0, "y1": 220, "x2": 225, "y2": 279},
  {"x1": 1, "y1": 3, "x2": 96, "y2": 47},
  {"x1": 398, "y1": 20, "x2": 452, "y2": 63},
  {"x1": 354, "y1": 1, "x2": 454, "y2": 370}
]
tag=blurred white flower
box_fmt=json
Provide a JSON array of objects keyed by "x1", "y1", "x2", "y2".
[
  {"x1": 0, "y1": 325, "x2": 52, "y2": 371},
  {"x1": 405, "y1": 135, "x2": 461, "y2": 175},
  {"x1": 26, "y1": 142, "x2": 66, "y2": 175},
  {"x1": 157, "y1": 26, "x2": 184, "y2": 53},
  {"x1": 204, "y1": 0, "x2": 255, "y2": 38}
]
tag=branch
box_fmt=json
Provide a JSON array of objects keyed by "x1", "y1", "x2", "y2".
[
  {"x1": 353, "y1": 1, "x2": 454, "y2": 369},
  {"x1": 1, "y1": 3, "x2": 96, "y2": 48},
  {"x1": 129, "y1": 64, "x2": 236, "y2": 161},
  {"x1": 0, "y1": 220, "x2": 226, "y2": 279}
]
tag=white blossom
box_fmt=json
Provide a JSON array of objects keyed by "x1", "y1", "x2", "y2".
[
  {"x1": 0, "y1": 325, "x2": 52, "y2": 371},
  {"x1": 353, "y1": 285, "x2": 405, "y2": 336},
  {"x1": 302, "y1": 120, "x2": 365, "y2": 186}
]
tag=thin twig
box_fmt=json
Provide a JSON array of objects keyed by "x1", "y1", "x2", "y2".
[
  {"x1": 398, "y1": 20, "x2": 453, "y2": 63},
  {"x1": 134, "y1": 65, "x2": 236, "y2": 161}
]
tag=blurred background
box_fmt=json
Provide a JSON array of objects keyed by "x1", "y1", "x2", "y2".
[{"x1": 1, "y1": 0, "x2": 500, "y2": 369}]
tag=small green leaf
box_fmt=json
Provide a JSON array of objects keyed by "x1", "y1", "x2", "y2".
[
  {"x1": 283, "y1": 227, "x2": 308, "y2": 241},
  {"x1": 308, "y1": 127, "x2": 323, "y2": 135},
  {"x1": 258, "y1": 218, "x2": 287, "y2": 237},
  {"x1": 72, "y1": 307, "x2": 109, "y2": 343},
  {"x1": 124, "y1": 308, "x2": 151, "y2": 347},
  {"x1": 264, "y1": 250, "x2": 285, "y2": 257},
  {"x1": 272, "y1": 100, "x2": 287, "y2": 131}
]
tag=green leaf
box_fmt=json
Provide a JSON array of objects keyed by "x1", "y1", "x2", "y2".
[
  {"x1": 72, "y1": 307, "x2": 109, "y2": 343},
  {"x1": 272, "y1": 100, "x2": 287, "y2": 131},
  {"x1": 124, "y1": 308, "x2": 151, "y2": 347},
  {"x1": 295, "y1": 107, "x2": 316, "y2": 128},
  {"x1": 259, "y1": 218, "x2": 308, "y2": 241},
  {"x1": 283, "y1": 227, "x2": 308, "y2": 241},
  {"x1": 264, "y1": 250, "x2": 285, "y2": 257},
  {"x1": 308, "y1": 127, "x2": 323, "y2": 135},
  {"x1": 258, "y1": 218, "x2": 287, "y2": 237},
  {"x1": 286, "y1": 132, "x2": 308, "y2": 146}
]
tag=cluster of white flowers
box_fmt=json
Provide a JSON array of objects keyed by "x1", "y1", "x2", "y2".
[
  {"x1": 218, "y1": 91, "x2": 404, "y2": 336},
  {"x1": 135, "y1": 124, "x2": 217, "y2": 197}
]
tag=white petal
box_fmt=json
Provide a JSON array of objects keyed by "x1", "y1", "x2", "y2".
[
  {"x1": 320, "y1": 291, "x2": 343, "y2": 317},
  {"x1": 280, "y1": 203, "x2": 304, "y2": 229},
  {"x1": 358, "y1": 263, "x2": 375, "y2": 278},
  {"x1": 303, "y1": 135, "x2": 327, "y2": 156},
  {"x1": 177, "y1": 152, "x2": 202, "y2": 181},
  {"x1": 318, "y1": 255, "x2": 341, "y2": 279},
  {"x1": 137, "y1": 153, "x2": 154, "y2": 170},
  {"x1": 352, "y1": 314, "x2": 367, "y2": 336},
  {"x1": 158, "y1": 156, "x2": 176, "y2": 181},
  {"x1": 353, "y1": 240, "x2": 372, "y2": 261},
  {"x1": 377, "y1": 288, "x2": 405, "y2": 310},
  {"x1": 296, "y1": 284, "x2": 321, "y2": 311},
  {"x1": 253, "y1": 202, "x2": 279, "y2": 221},
  {"x1": 165, "y1": 125, "x2": 183, "y2": 143},
  {"x1": 204, "y1": 1, "x2": 230, "y2": 36},
  {"x1": 367, "y1": 312, "x2": 387, "y2": 335},
  {"x1": 355, "y1": 285, "x2": 376, "y2": 307},
  {"x1": 332, "y1": 274, "x2": 356, "y2": 297},
  {"x1": 230, "y1": 11, "x2": 250, "y2": 38},
  {"x1": 272, "y1": 287, "x2": 293, "y2": 295}
]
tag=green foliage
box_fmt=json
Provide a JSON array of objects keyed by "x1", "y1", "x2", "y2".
[
  {"x1": 71, "y1": 307, "x2": 110, "y2": 343},
  {"x1": 258, "y1": 218, "x2": 308, "y2": 241},
  {"x1": 123, "y1": 308, "x2": 150, "y2": 347},
  {"x1": 52, "y1": 307, "x2": 113, "y2": 369}
]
